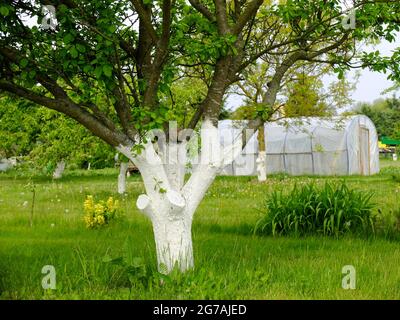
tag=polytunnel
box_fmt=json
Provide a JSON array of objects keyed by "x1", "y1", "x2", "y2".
[{"x1": 219, "y1": 115, "x2": 379, "y2": 176}]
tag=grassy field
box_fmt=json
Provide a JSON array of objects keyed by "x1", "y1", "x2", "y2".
[{"x1": 0, "y1": 159, "x2": 400, "y2": 299}]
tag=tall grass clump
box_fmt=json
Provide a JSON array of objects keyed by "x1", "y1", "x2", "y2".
[{"x1": 255, "y1": 181, "x2": 376, "y2": 237}]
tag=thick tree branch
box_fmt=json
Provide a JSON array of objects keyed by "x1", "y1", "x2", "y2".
[
  {"x1": 130, "y1": 0, "x2": 158, "y2": 43},
  {"x1": 215, "y1": 0, "x2": 230, "y2": 34},
  {"x1": 232, "y1": 0, "x2": 263, "y2": 35},
  {"x1": 189, "y1": 0, "x2": 215, "y2": 21},
  {"x1": 142, "y1": 0, "x2": 172, "y2": 108},
  {"x1": 114, "y1": 49, "x2": 136, "y2": 140}
]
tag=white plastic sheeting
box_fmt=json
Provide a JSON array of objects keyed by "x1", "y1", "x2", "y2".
[
  {"x1": 219, "y1": 115, "x2": 379, "y2": 176},
  {"x1": 0, "y1": 158, "x2": 17, "y2": 172}
]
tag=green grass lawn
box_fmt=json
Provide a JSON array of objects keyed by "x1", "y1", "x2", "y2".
[{"x1": 0, "y1": 159, "x2": 400, "y2": 299}]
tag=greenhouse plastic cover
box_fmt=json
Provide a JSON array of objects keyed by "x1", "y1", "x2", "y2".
[{"x1": 219, "y1": 115, "x2": 379, "y2": 176}]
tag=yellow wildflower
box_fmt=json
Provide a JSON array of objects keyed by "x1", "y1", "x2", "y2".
[
  {"x1": 84, "y1": 195, "x2": 94, "y2": 214},
  {"x1": 96, "y1": 215, "x2": 105, "y2": 225},
  {"x1": 83, "y1": 195, "x2": 119, "y2": 229},
  {"x1": 106, "y1": 197, "x2": 114, "y2": 210},
  {"x1": 94, "y1": 203, "x2": 104, "y2": 215},
  {"x1": 84, "y1": 214, "x2": 94, "y2": 228}
]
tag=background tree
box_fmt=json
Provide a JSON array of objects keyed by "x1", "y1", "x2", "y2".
[
  {"x1": 28, "y1": 108, "x2": 116, "y2": 178},
  {"x1": 283, "y1": 70, "x2": 355, "y2": 117},
  {"x1": 1, "y1": 0, "x2": 399, "y2": 273},
  {"x1": 356, "y1": 95, "x2": 400, "y2": 139},
  {"x1": 232, "y1": 63, "x2": 355, "y2": 119},
  {"x1": 0, "y1": 96, "x2": 38, "y2": 159},
  {"x1": 231, "y1": 61, "x2": 355, "y2": 180},
  {"x1": 0, "y1": 96, "x2": 115, "y2": 177}
]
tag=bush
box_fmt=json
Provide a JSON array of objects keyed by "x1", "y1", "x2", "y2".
[
  {"x1": 83, "y1": 195, "x2": 119, "y2": 229},
  {"x1": 254, "y1": 181, "x2": 376, "y2": 237}
]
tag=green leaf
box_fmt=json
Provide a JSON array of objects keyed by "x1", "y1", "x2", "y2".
[
  {"x1": 94, "y1": 66, "x2": 103, "y2": 78},
  {"x1": 0, "y1": 6, "x2": 9, "y2": 17},
  {"x1": 28, "y1": 70, "x2": 36, "y2": 79},
  {"x1": 70, "y1": 46, "x2": 79, "y2": 58},
  {"x1": 108, "y1": 25, "x2": 117, "y2": 33},
  {"x1": 102, "y1": 255, "x2": 124, "y2": 265},
  {"x1": 102, "y1": 65, "x2": 113, "y2": 77},
  {"x1": 76, "y1": 44, "x2": 86, "y2": 53},
  {"x1": 83, "y1": 64, "x2": 91, "y2": 73},
  {"x1": 63, "y1": 33, "x2": 74, "y2": 45},
  {"x1": 130, "y1": 257, "x2": 145, "y2": 268},
  {"x1": 19, "y1": 58, "x2": 29, "y2": 68},
  {"x1": 58, "y1": 4, "x2": 68, "y2": 13}
]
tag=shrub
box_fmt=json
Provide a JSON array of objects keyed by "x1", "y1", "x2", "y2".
[
  {"x1": 83, "y1": 195, "x2": 119, "y2": 228},
  {"x1": 254, "y1": 181, "x2": 376, "y2": 237}
]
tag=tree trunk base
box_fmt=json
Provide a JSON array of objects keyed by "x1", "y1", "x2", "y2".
[{"x1": 152, "y1": 216, "x2": 194, "y2": 274}]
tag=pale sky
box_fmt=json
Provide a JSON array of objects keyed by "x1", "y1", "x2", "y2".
[{"x1": 346, "y1": 39, "x2": 400, "y2": 103}]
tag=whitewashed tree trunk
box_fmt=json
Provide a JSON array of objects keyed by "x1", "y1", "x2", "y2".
[
  {"x1": 118, "y1": 162, "x2": 129, "y2": 194},
  {"x1": 256, "y1": 151, "x2": 267, "y2": 182},
  {"x1": 256, "y1": 125, "x2": 267, "y2": 182},
  {"x1": 53, "y1": 161, "x2": 65, "y2": 179},
  {"x1": 153, "y1": 216, "x2": 194, "y2": 272},
  {"x1": 137, "y1": 191, "x2": 195, "y2": 271},
  {"x1": 117, "y1": 120, "x2": 242, "y2": 273}
]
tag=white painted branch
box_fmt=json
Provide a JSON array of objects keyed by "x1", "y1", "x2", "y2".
[
  {"x1": 183, "y1": 120, "x2": 242, "y2": 212},
  {"x1": 136, "y1": 194, "x2": 154, "y2": 219},
  {"x1": 199, "y1": 119, "x2": 223, "y2": 168},
  {"x1": 117, "y1": 142, "x2": 171, "y2": 199},
  {"x1": 222, "y1": 134, "x2": 243, "y2": 166},
  {"x1": 182, "y1": 164, "x2": 218, "y2": 218},
  {"x1": 165, "y1": 189, "x2": 186, "y2": 218},
  {"x1": 164, "y1": 141, "x2": 187, "y2": 191}
]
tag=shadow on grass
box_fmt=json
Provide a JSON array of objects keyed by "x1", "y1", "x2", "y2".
[
  {"x1": 0, "y1": 169, "x2": 142, "y2": 184},
  {"x1": 195, "y1": 221, "x2": 400, "y2": 243},
  {"x1": 195, "y1": 222, "x2": 255, "y2": 237}
]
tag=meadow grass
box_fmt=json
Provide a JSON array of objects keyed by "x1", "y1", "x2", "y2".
[{"x1": 0, "y1": 159, "x2": 400, "y2": 299}]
